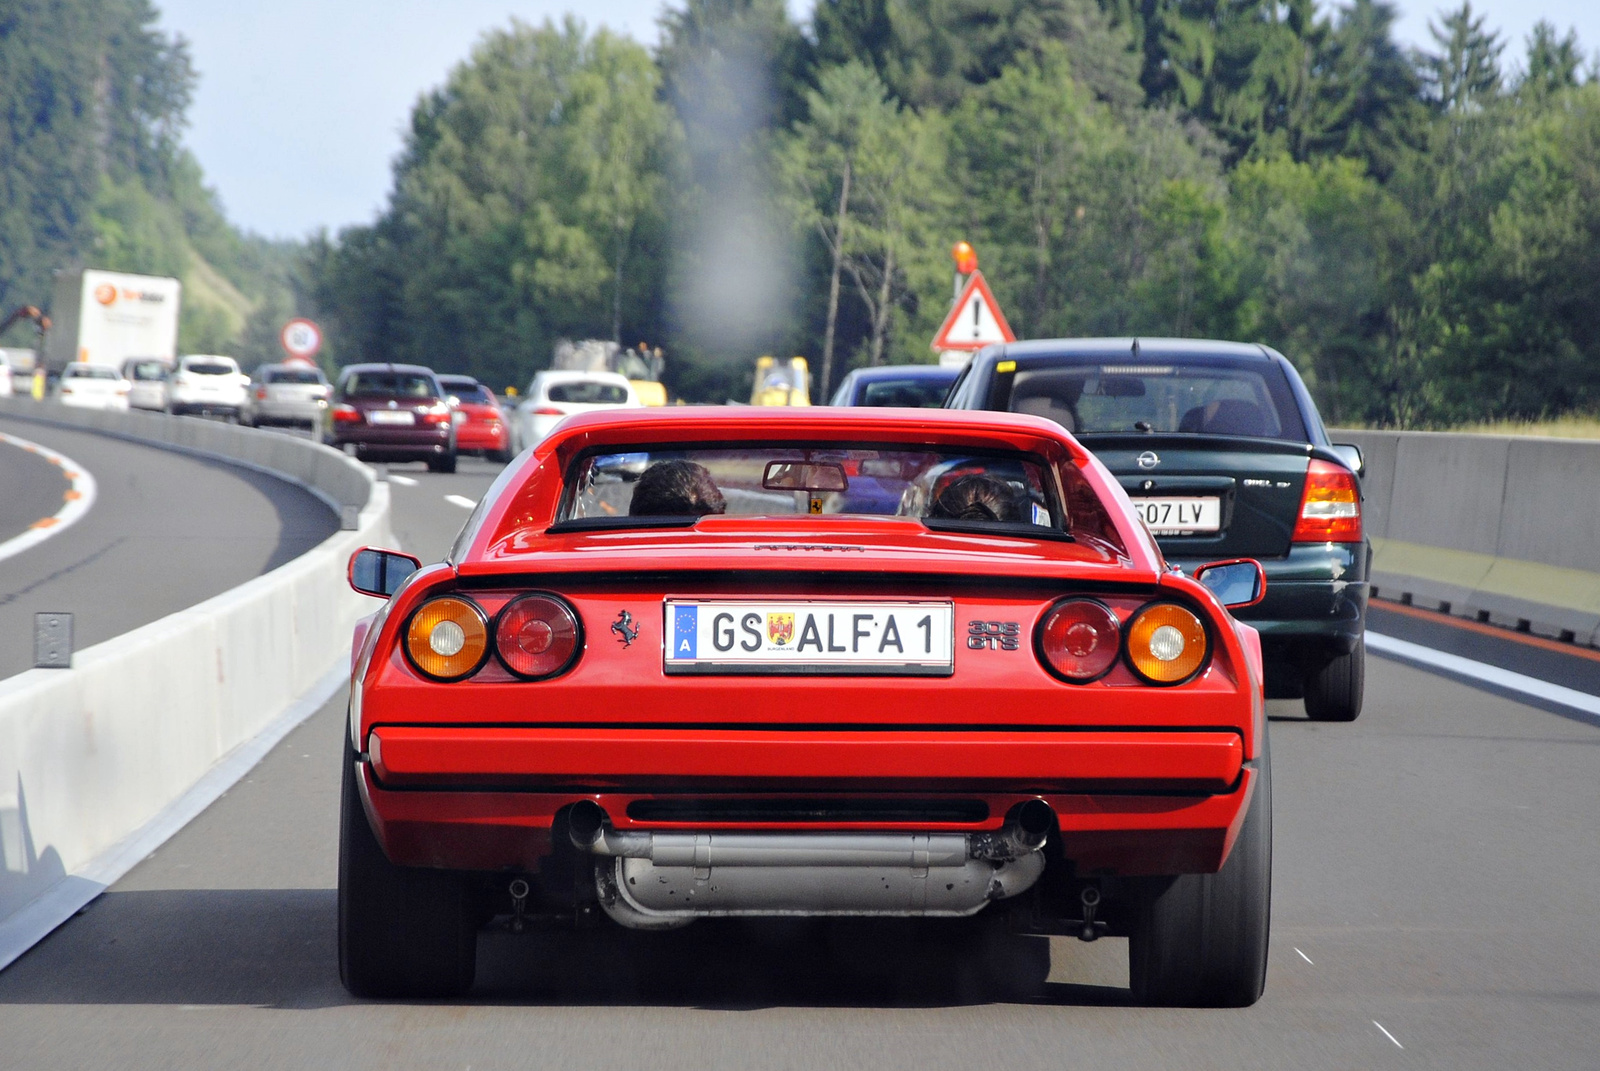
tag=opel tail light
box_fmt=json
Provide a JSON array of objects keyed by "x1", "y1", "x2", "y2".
[{"x1": 1292, "y1": 460, "x2": 1361, "y2": 542}]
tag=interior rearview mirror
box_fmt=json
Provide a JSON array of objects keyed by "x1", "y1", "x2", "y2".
[
  {"x1": 1192, "y1": 558, "x2": 1266, "y2": 609},
  {"x1": 762, "y1": 461, "x2": 848, "y2": 493},
  {"x1": 349, "y1": 547, "x2": 422, "y2": 598},
  {"x1": 1330, "y1": 443, "x2": 1364, "y2": 477}
]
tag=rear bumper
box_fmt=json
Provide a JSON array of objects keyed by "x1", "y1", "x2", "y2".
[
  {"x1": 360, "y1": 767, "x2": 1256, "y2": 878},
  {"x1": 252, "y1": 399, "x2": 324, "y2": 422},
  {"x1": 330, "y1": 424, "x2": 452, "y2": 458},
  {"x1": 358, "y1": 727, "x2": 1254, "y2": 877},
  {"x1": 368, "y1": 726, "x2": 1244, "y2": 792}
]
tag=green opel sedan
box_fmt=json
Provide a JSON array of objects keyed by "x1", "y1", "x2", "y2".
[{"x1": 946, "y1": 338, "x2": 1368, "y2": 721}]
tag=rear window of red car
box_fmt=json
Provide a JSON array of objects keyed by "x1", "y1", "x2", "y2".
[{"x1": 553, "y1": 442, "x2": 1138, "y2": 550}]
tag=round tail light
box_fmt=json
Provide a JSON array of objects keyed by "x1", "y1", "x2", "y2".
[
  {"x1": 495, "y1": 594, "x2": 582, "y2": 679},
  {"x1": 1037, "y1": 599, "x2": 1121, "y2": 682},
  {"x1": 1126, "y1": 603, "x2": 1208, "y2": 684},
  {"x1": 404, "y1": 596, "x2": 490, "y2": 680}
]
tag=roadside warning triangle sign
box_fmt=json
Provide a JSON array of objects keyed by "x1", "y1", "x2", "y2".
[{"x1": 931, "y1": 270, "x2": 1015, "y2": 351}]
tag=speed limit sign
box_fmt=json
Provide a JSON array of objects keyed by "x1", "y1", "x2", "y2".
[{"x1": 280, "y1": 318, "x2": 323, "y2": 361}]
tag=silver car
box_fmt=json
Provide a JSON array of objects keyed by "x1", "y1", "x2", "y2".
[
  {"x1": 242, "y1": 363, "x2": 330, "y2": 428},
  {"x1": 121, "y1": 357, "x2": 173, "y2": 412}
]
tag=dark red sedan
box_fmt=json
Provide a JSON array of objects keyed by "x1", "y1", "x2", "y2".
[
  {"x1": 324, "y1": 363, "x2": 456, "y2": 473},
  {"x1": 438, "y1": 374, "x2": 513, "y2": 463}
]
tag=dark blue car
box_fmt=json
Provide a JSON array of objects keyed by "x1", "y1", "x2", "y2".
[{"x1": 829, "y1": 365, "x2": 960, "y2": 408}]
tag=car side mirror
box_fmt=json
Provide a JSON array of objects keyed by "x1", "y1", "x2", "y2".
[
  {"x1": 348, "y1": 547, "x2": 421, "y2": 598},
  {"x1": 1192, "y1": 558, "x2": 1266, "y2": 609},
  {"x1": 1330, "y1": 443, "x2": 1364, "y2": 477}
]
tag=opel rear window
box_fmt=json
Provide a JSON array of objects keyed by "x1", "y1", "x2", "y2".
[{"x1": 996, "y1": 358, "x2": 1306, "y2": 441}]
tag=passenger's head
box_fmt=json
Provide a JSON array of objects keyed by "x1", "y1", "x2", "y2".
[
  {"x1": 928, "y1": 474, "x2": 1023, "y2": 523},
  {"x1": 629, "y1": 460, "x2": 726, "y2": 517}
]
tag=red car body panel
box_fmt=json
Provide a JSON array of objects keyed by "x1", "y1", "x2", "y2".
[
  {"x1": 451, "y1": 400, "x2": 509, "y2": 452},
  {"x1": 350, "y1": 407, "x2": 1266, "y2": 883}
]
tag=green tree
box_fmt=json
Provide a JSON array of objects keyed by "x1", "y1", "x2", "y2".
[
  {"x1": 314, "y1": 20, "x2": 680, "y2": 390},
  {"x1": 1419, "y1": 2, "x2": 1504, "y2": 114},
  {"x1": 1518, "y1": 20, "x2": 1584, "y2": 101}
]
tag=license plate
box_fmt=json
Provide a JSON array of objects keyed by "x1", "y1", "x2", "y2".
[
  {"x1": 369, "y1": 410, "x2": 415, "y2": 425},
  {"x1": 664, "y1": 600, "x2": 954, "y2": 675},
  {"x1": 1129, "y1": 496, "x2": 1221, "y2": 534}
]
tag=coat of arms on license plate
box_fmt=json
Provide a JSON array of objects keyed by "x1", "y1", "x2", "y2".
[{"x1": 767, "y1": 612, "x2": 794, "y2": 645}]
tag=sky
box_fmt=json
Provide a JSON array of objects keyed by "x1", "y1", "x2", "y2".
[{"x1": 154, "y1": 0, "x2": 1600, "y2": 241}]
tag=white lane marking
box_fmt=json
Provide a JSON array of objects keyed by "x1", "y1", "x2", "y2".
[
  {"x1": 1373, "y1": 1020, "x2": 1404, "y2": 1049},
  {"x1": 1367, "y1": 631, "x2": 1600, "y2": 719},
  {"x1": 1294, "y1": 947, "x2": 1313, "y2": 964},
  {"x1": 0, "y1": 431, "x2": 97, "y2": 564},
  {"x1": 387, "y1": 474, "x2": 418, "y2": 487},
  {"x1": 445, "y1": 494, "x2": 477, "y2": 510}
]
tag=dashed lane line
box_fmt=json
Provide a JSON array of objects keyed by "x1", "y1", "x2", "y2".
[
  {"x1": 387, "y1": 474, "x2": 418, "y2": 487},
  {"x1": 1366, "y1": 631, "x2": 1600, "y2": 725},
  {"x1": 445, "y1": 494, "x2": 477, "y2": 509},
  {"x1": 1294, "y1": 948, "x2": 1313, "y2": 965},
  {"x1": 0, "y1": 431, "x2": 97, "y2": 564},
  {"x1": 1372, "y1": 1021, "x2": 1404, "y2": 1049}
]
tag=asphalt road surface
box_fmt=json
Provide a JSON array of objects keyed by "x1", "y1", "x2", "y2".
[
  {"x1": 0, "y1": 415, "x2": 338, "y2": 681},
  {"x1": 0, "y1": 456, "x2": 1595, "y2": 1069}
]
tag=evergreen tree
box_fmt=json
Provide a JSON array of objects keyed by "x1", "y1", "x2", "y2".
[{"x1": 1419, "y1": 2, "x2": 1504, "y2": 114}]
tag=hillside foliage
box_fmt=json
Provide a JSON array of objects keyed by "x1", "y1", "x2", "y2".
[
  {"x1": 0, "y1": 0, "x2": 301, "y2": 363},
  {"x1": 6, "y1": 0, "x2": 1596, "y2": 425}
]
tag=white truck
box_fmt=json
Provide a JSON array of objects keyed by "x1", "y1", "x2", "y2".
[{"x1": 44, "y1": 269, "x2": 181, "y2": 371}]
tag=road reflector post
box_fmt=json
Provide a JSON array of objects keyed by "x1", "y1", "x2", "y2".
[{"x1": 34, "y1": 612, "x2": 73, "y2": 669}]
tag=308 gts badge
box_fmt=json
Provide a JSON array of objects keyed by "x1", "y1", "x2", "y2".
[{"x1": 611, "y1": 610, "x2": 639, "y2": 647}]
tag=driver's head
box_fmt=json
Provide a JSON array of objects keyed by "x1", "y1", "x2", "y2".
[
  {"x1": 928, "y1": 474, "x2": 1023, "y2": 523},
  {"x1": 629, "y1": 460, "x2": 726, "y2": 517}
]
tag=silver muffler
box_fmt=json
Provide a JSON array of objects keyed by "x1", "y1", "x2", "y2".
[{"x1": 567, "y1": 800, "x2": 1051, "y2": 930}]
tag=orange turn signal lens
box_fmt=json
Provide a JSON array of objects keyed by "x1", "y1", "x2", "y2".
[
  {"x1": 404, "y1": 596, "x2": 489, "y2": 681},
  {"x1": 1125, "y1": 603, "x2": 1208, "y2": 684}
]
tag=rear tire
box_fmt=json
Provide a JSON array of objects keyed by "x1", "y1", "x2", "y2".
[
  {"x1": 1303, "y1": 639, "x2": 1364, "y2": 722},
  {"x1": 1128, "y1": 732, "x2": 1271, "y2": 1008},
  {"x1": 427, "y1": 451, "x2": 458, "y2": 474},
  {"x1": 338, "y1": 739, "x2": 476, "y2": 998}
]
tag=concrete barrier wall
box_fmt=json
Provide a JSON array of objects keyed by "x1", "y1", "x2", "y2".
[
  {"x1": 1336, "y1": 429, "x2": 1600, "y2": 645},
  {"x1": 0, "y1": 397, "x2": 389, "y2": 940}
]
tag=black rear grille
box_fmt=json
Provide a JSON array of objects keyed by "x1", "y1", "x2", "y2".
[{"x1": 625, "y1": 798, "x2": 989, "y2": 824}]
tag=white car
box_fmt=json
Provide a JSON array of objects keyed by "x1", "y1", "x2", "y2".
[
  {"x1": 513, "y1": 370, "x2": 641, "y2": 451},
  {"x1": 121, "y1": 357, "x2": 173, "y2": 412},
  {"x1": 168, "y1": 354, "x2": 247, "y2": 418},
  {"x1": 54, "y1": 363, "x2": 131, "y2": 410}
]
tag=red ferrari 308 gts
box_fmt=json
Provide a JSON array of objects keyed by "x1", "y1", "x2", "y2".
[{"x1": 341, "y1": 407, "x2": 1271, "y2": 1005}]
